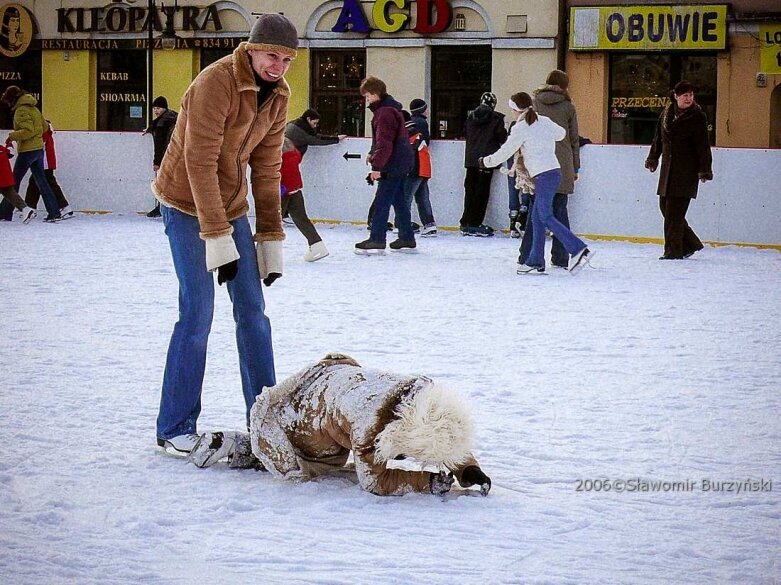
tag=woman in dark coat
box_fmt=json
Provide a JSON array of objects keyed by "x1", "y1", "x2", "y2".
[{"x1": 645, "y1": 80, "x2": 713, "y2": 259}]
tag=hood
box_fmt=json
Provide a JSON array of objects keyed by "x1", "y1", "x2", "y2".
[
  {"x1": 13, "y1": 93, "x2": 38, "y2": 110},
  {"x1": 468, "y1": 105, "x2": 504, "y2": 125},
  {"x1": 159, "y1": 109, "x2": 178, "y2": 123},
  {"x1": 533, "y1": 85, "x2": 570, "y2": 105},
  {"x1": 369, "y1": 94, "x2": 403, "y2": 113},
  {"x1": 373, "y1": 383, "x2": 474, "y2": 469}
]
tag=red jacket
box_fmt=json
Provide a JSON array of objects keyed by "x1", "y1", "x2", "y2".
[
  {"x1": 280, "y1": 147, "x2": 303, "y2": 194},
  {"x1": 42, "y1": 122, "x2": 56, "y2": 170},
  {"x1": 0, "y1": 144, "x2": 14, "y2": 188}
]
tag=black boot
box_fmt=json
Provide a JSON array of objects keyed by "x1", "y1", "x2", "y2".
[{"x1": 146, "y1": 202, "x2": 161, "y2": 218}]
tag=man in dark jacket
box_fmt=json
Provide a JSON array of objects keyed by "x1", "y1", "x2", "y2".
[
  {"x1": 355, "y1": 76, "x2": 415, "y2": 254},
  {"x1": 144, "y1": 96, "x2": 178, "y2": 217},
  {"x1": 284, "y1": 108, "x2": 345, "y2": 157},
  {"x1": 645, "y1": 80, "x2": 713, "y2": 260},
  {"x1": 461, "y1": 92, "x2": 507, "y2": 236}
]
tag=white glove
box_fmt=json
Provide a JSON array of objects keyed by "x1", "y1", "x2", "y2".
[
  {"x1": 204, "y1": 234, "x2": 240, "y2": 272},
  {"x1": 256, "y1": 240, "x2": 283, "y2": 285}
]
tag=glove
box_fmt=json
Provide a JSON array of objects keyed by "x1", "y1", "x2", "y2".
[
  {"x1": 644, "y1": 159, "x2": 658, "y2": 173},
  {"x1": 698, "y1": 171, "x2": 713, "y2": 183},
  {"x1": 256, "y1": 240, "x2": 283, "y2": 287},
  {"x1": 477, "y1": 156, "x2": 486, "y2": 169},
  {"x1": 461, "y1": 465, "x2": 491, "y2": 496},
  {"x1": 217, "y1": 260, "x2": 238, "y2": 285},
  {"x1": 204, "y1": 233, "x2": 240, "y2": 272},
  {"x1": 430, "y1": 471, "x2": 455, "y2": 496},
  {"x1": 365, "y1": 173, "x2": 375, "y2": 186}
]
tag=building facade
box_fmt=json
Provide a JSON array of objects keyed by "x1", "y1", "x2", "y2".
[
  {"x1": 2, "y1": 0, "x2": 560, "y2": 135},
  {"x1": 4, "y1": 0, "x2": 779, "y2": 147},
  {"x1": 565, "y1": 0, "x2": 781, "y2": 148}
]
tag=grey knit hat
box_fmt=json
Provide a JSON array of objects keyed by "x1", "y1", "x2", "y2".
[{"x1": 246, "y1": 13, "x2": 298, "y2": 58}]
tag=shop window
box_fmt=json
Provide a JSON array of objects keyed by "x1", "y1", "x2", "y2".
[
  {"x1": 310, "y1": 50, "x2": 365, "y2": 137},
  {"x1": 200, "y1": 48, "x2": 233, "y2": 70},
  {"x1": 96, "y1": 50, "x2": 147, "y2": 131},
  {"x1": 0, "y1": 51, "x2": 41, "y2": 129},
  {"x1": 431, "y1": 46, "x2": 492, "y2": 140},
  {"x1": 609, "y1": 53, "x2": 716, "y2": 145}
]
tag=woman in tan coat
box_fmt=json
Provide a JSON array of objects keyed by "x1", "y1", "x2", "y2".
[{"x1": 189, "y1": 354, "x2": 492, "y2": 497}]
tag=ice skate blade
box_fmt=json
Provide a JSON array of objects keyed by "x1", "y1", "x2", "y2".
[{"x1": 354, "y1": 248, "x2": 386, "y2": 256}]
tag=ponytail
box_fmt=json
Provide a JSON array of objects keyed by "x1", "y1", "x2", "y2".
[{"x1": 509, "y1": 91, "x2": 538, "y2": 125}]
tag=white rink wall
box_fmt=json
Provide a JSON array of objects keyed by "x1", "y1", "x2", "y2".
[{"x1": 49, "y1": 132, "x2": 780, "y2": 246}]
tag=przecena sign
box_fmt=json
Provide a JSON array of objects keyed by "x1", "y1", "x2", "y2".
[
  {"x1": 570, "y1": 5, "x2": 728, "y2": 51},
  {"x1": 331, "y1": 0, "x2": 454, "y2": 34}
]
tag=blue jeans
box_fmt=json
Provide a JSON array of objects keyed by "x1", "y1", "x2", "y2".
[
  {"x1": 157, "y1": 205, "x2": 275, "y2": 439},
  {"x1": 518, "y1": 193, "x2": 570, "y2": 267},
  {"x1": 403, "y1": 176, "x2": 435, "y2": 226},
  {"x1": 525, "y1": 169, "x2": 586, "y2": 269},
  {"x1": 370, "y1": 176, "x2": 413, "y2": 242},
  {"x1": 0, "y1": 149, "x2": 60, "y2": 220}
]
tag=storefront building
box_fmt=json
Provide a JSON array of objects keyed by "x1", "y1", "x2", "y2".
[
  {"x1": 4, "y1": 0, "x2": 561, "y2": 136},
  {"x1": 565, "y1": 0, "x2": 781, "y2": 148}
]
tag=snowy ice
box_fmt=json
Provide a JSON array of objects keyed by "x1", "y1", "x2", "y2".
[{"x1": 1, "y1": 215, "x2": 779, "y2": 584}]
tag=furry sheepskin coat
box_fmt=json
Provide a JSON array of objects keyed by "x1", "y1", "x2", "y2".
[{"x1": 249, "y1": 354, "x2": 482, "y2": 496}]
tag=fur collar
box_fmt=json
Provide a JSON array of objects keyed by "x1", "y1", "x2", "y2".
[
  {"x1": 232, "y1": 42, "x2": 290, "y2": 97},
  {"x1": 534, "y1": 84, "x2": 571, "y2": 104},
  {"x1": 373, "y1": 383, "x2": 474, "y2": 469},
  {"x1": 662, "y1": 101, "x2": 703, "y2": 137}
]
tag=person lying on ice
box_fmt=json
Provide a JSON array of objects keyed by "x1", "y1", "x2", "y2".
[{"x1": 188, "y1": 353, "x2": 492, "y2": 497}]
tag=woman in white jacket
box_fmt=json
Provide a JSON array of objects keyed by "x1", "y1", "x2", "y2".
[{"x1": 481, "y1": 92, "x2": 594, "y2": 274}]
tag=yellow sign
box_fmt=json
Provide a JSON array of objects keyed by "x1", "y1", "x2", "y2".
[
  {"x1": 570, "y1": 5, "x2": 728, "y2": 51},
  {"x1": 0, "y1": 3, "x2": 33, "y2": 57},
  {"x1": 760, "y1": 24, "x2": 781, "y2": 74}
]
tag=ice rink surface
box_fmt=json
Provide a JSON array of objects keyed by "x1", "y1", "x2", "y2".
[{"x1": 1, "y1": 214, "x2": 779, "y2": 584}]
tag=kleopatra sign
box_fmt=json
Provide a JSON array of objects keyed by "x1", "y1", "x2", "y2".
[{"x1": 570, "y1": 5, "x2": 728, "y2": 51}]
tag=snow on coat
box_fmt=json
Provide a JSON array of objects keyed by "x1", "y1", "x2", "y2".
[{"x1": 249, "y1": 354, "x2": 481, "y2": 496}]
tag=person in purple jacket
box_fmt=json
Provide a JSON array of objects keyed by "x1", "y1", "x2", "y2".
[{"x1": 355, "y1": 76, "x2": 415, "y2": 255}]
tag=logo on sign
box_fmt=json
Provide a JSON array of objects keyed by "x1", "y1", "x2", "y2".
[{"x1": 0, "y1": 3, "x2": 33, "y2": 58}]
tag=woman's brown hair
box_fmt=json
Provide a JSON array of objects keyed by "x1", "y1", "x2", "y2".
[
  {"x1": 1, "y1": 85, "x2": 24, "y2": 108},
  {"x1": 510, "y1": 92, "x2": 538, "y2": 125}
]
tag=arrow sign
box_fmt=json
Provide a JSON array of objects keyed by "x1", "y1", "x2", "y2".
[{"x1": 343, "y1": 152, "x2": 361, "y2": 161}]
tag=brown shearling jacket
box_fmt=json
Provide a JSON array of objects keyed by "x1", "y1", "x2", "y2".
[
  {"x1": 249, "y1": 355, "x2": 480, "y2": 496},
  {"x1": 152, "y1": 42, "x2": 287, "y2": 242}
]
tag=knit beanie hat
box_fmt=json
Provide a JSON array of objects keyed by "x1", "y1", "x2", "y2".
[
  {"x1": 545, "y1": 69, "x2": 569, "y2": 90},
  {"x1": 152, "y1": 96, "x2": 168, "y2": 109},
  {"x1": 246, "y1": 13, "x2": 298, "y2": 58},
  {"x1": 410, "y1": 98, "x2": 427, "y2": 114},
  {"x1": 480, "y1": 92, "x2": 497, "y2": 109},
  {"x1": 302, "y1": 108, "x2": 321, "y2": 120}
]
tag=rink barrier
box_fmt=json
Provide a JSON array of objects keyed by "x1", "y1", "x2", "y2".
[{"x1": 48, "y1": 133, "x2": 781, "y2": 248}]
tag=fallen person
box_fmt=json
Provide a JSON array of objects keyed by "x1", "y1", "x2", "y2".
[{"x1": 188, "y1": 353, "x2": 491, "y2": 497}]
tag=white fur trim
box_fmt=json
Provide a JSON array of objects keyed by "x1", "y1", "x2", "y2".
[
  {"x1": 204, "y1": 234, "x2": 240, "y2": 272},
  {"x1": 374, "y1": 384, "x2": 474, "y2": 469},
  {"x1": 256, "y1": 240, "x2": 284, "y2": 278}
]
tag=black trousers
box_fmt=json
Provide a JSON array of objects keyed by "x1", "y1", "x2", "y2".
[
  {"x1": 659, "y1": 195, "x2": 702, "y2": 258},
  {"x1": 460, "y1": 167, "x2": 494, "y2": 227},
  {"x1": 25, "y1": 169, "x2": 69, "y2": 210},
  {"x1": 281, "y1": 190, "x2": 321, "y2": 246}
]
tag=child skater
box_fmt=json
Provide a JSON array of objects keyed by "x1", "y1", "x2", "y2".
[
  {"x1": 480, "y1": 92, "x2": 594, "y2": 275},
  {"x1": 280, "y1": 137, "x2": 329, "y2": 262},
  {"x1": 0, "y1": 143, "x2": 36, "y2": 224}
]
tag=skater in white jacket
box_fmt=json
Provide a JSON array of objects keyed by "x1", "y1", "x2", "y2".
[{"x1": 481, "y1": 92, "x2": 594, "y2": 274}]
